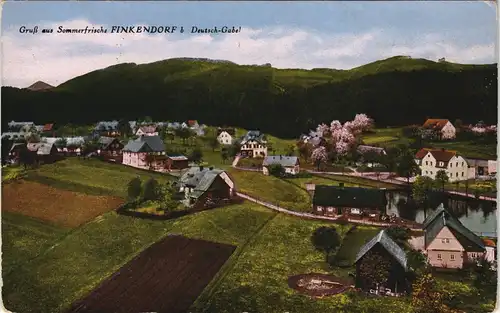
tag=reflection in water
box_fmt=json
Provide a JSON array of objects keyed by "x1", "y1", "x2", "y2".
[{"x1": 386, "y1": 191, "x2": 497, "y2": 234}]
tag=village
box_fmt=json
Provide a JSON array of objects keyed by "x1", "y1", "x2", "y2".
[{"x1": 1, "y1": 114, "x2": 497, "y2": 313}]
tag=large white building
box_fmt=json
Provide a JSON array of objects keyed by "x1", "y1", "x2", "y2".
[
  {"x1": 415, "y1": 148, "x2": 475, "y2": 182},
  {"x1": 239, "y1": 130, "x2": 268, "y2": 158},
  {"x1": 422, "y1": 119, "x2": 456, "y2": 140},
  {"x1": 217, "y1": 127, "x2": 235, "y2": 145}
]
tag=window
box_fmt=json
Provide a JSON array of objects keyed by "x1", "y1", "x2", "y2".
[
  {"x1": 317, "y1": 207, "x2": 323, "y2": 212},
  {"x1": 431, "y1": 171, "x2": 433, "y2": 175},
  {"x1": 462, "y1": 172, "x2": 464, "y2": 177},
  {"x1": 456, "y1": 172, "x2": 458, "y2": 177},
  {"x1": 426, "y1": 161, "x2": 428, "y2": 165},
  {"x1": 456, "y1": 162, "x2": 458, "y2": 167},
  {"x1": 441, "y1": 239, "x2": 446, "y2": 243},
  {"x1": 471, "y1": 253, "x2": 476, "y2": 258},
  {"x1": 437, "y1": 254, "x2": 442, "y2": 260},
  {"x1": 440, "y1": 162, "x2": 444, "y2": 166},
  {"x1": 462, "y1": 162, "x2": 464, "y2": 166},
  {"x1": 450, "y1": 163, "x2": 453, "y2": 168},
  {"x1": 445, "y1": 239, "x2": 449, "y2": 243},
  {"x1": 425, "y1": 171, "x2": 428, "y2": 174},
  {"x1": 450, "y1": 254, "x2": 455, "y2": 261}
]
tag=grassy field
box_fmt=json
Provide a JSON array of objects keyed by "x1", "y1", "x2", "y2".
[
  {"x1": 2, "y1": 203, "x2": 275, "y2": 313},
  {"x1": 2, "y1": 180, "x2": 124, "y2": 227},
  {"x1": 23, "y1": 158, "x2": 174, "y2": 197},
  {"x1": 2, "y1": 166, "x2": 26, "y2": 182},
  {"x1": 1, "y1": 212, "x2": 69, "y2": 275},
  {"x1": 227, "y1": 168, "x2": 312, "y2": 211}
]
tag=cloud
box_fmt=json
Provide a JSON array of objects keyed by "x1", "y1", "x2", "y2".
[{"x1": 1, "y1": 18, "x2": 496, "y2": 87}]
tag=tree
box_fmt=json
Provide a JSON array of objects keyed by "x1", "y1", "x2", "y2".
[
  {"x1": 385, "y1": 226, "x2": 411, "y2": 246},
  {"x1": 117, "y1": 119, "x2": 132, "y2": 137},
  {"x1": 1, "y1": 138, "x2": 13, "y2": 165},
  {"x1": 412, "y1": 176, "x2": 435, "y2": 203},
  {"x1": 286, "y1": 144, "x2": 295, "y2": 156},
  {"x1": 189, "y1": 147, "x2": 203, "y2": 164},
  {"x1": 156, "y1": 182, "x2": 179, "y2": 211},
  {"x1": 311, "y1": 226, "x2": 341, "y2": 262},
  {"x1": 435, "y1": 170, "x2": 449, "y2": 192},
  {"x1": 207, "y1": 135, "x2": 220, "y2": 152},
  {"x1": 267, "y1": 163, "x2": 286, "y2": 177},
  {"x1": 411, "y1": 272, "x2": 457, "y2": 313},
  {"x1": 473, "y1": 257, "x2": 497, "y2": 298},
  {"x1": 396, "y1": 150, "x2": 420, "y2": 185},
  {"x1": 311, "y1": 146, "x2": 327, "y2": 171},
  {"x1": 220, "y1": 148, "x2": 229, "y2": 164},
  {"x1": 142, "y1": 178, "x2": 160, "y2": 201},
  {"x1": 406, "y1": 249, "x2": 428, "y2": 277},
  {"x1": 358, "y1": 252, "x2": 392, "y2": 292},
  {"x1": 227, "y1": 142, "x2": 241, "y2": 158},
  {"x1": 127, "y1": 177, "x2": 142, "y2": 200},
  {"x1": 26, "y1": 133, "x2": 41, "y2": 143},
  {"x1": 176, "y1": 127, "x2": 192, "y2": 145},
  {"x1": 297, "y1": 142, "x2": 311, "y2": 162},
  {"x1": 54, "y1": 138, "x2": 68, "y2": 150},
  {"x1": 18, "y1": 148, "x2": 36, "y2": 169}
]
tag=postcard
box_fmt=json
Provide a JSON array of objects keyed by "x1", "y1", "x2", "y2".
[{"x1": 1, "y1": 1, "x2": 497, "y2": 313}]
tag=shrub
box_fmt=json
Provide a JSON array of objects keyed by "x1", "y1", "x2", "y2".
[
  {"x1": 127, "y1": 177, "x2": 142, "y2": 200},
  {"x1": 142, "y1": 178, "x2": 160, "y2": 201}
]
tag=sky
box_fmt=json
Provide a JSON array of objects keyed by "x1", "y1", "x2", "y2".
[{"x1": 1, "y1": 1, "x2": 498, "y2": 88}]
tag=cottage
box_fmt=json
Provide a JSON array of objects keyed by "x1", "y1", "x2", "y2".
[
  {"x1": 217, "y1": 128, "x2": 235, "y2": 145},
  {"x1": 239, "y1": 130, "x2": 267, "y2": 158},
  {"x1": 122, "y1": 135, "x2": 166, "y2": 170},
  {"x1": 98, "y1": 136, "x2": 124, "y2": 160},
  {"x1": 176, "y1": 166, "x2": 235, "y2": 209},
  {"x1": 357, "y1": 145, "x2": 387, "y2": 156},
  {"x1": 355, "y1": 230, "x2": 409, "y2": 295},
  {"x1": 27, "y1": 142, "x2": 59, "y2": 163},
  {"x1": 262, "y1": 155, "x2": 300, "y2": 175},
  {"x1": 135, "y1": 126, "x2": 158, "y2": 137},
  {"x1": 422, "y1": 207, "x2": 486, "y2": 269},
  {"x1": 422, "y1": 119, "x2": 456, "y2": 140},
  {"x1": 311, "y1": 184, "x2": 387, "y2": 217},
  {"x1": 415, "y1": 148, "x2": 474, "y2": 182},
  {"x1": 488, "y1": 160, "x2": 497, "y2": 175},
  {"x1": 95, "y1": 121, "x2": 120, "y2": 137},
  {"x1": 465, "y1": 157, "x2": 495, "y2": 176},
  {"x1": 166, "y1": 155, "x2": 189, "y2": 171}
]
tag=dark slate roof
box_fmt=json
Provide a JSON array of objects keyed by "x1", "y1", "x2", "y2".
[
  {"x1": 217, "y1": 127, "x2": 236, "y2": 136},
  {"x1": 98, "y1": 136, "x2": 116, "y2": 149},
  {"x1": 240, "y1": 130, "x2": 266, "y2": 145},
  {"x1": 312, "y1": 185, "x2": 387, "y2": 208},
  {"x1": 123, "y1": 135, "x2": 165, "y2": 152},
  {"x1": 263, "y1": 155, "x2": 298, "y2": 167},
  {"x1": 355, "y1": 230, "x2": 407, "y2": 269},
  {"x1": 423, "y1": 207, "x2": 485, "y2": 252},
  {"x1": 178, "y1": 167, "x2": 227, "y2": 199}
]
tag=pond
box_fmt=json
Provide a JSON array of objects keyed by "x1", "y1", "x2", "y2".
[{"x1": 386, "y1": 191, "x2": 497, "y2": 236}]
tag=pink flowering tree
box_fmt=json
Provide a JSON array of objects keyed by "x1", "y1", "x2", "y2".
[{"x1": 311, "y1": 146, "x2": 328, "y2": 171}]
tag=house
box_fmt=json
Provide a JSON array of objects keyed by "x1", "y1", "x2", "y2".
[
  {"x1": 7, "y1": 121, "x2": 34, "y2": 131},
  {"x1": 95, "y1": 121, "x2": 120, "y2": 137},
  {"x1": 122, "y1": 135, "x2": 166, "y2": 170},
  {"x1": 166, "y1": 155, "x2": 189, "y2": 171},
  {"x1": 422, "y1": 207, "x2": 486, "y2": 269},
  {"x1": 355, "y1": 230, "x2": 409, "y2": 295},
  {"x1": 311, "y1": 184, "x2": 387, "y2": 217},
  {"x1": 465, "y1": 157, "x2": 496, "y2": 176},
  {"x1": 239, "y1": 130, "x2": 267, "y2": 158},
  {"x1": 488, "y1": 160, "x2": 497, "y2": 175},
  {"x1": 135, "y1": 126, "x2": 158, "y2": 137},
  {"x1": 98, "y1": 136, "x2": 124, "y2": 160},
  {"x1": 217, "y1": 128, "x2": 235, "y2": 145},
  {"x1": 186, "y1": 120, "x2": 199, "y2": 128},
  {"x1": 2, "y1": 132, "x2": 27, "y2": 141},
  {"x1": 8, "y1": 143, "x2": 27, "y2": 163},
  {"x1": 176, "y1": 166, "x2": 235, "y2": 209},
  {"x1": 415, "y1": 148, "x2": 474, "y2": 182},
  {"x1": 42, "y1": 123, "x2": 55, "y2": 136},
  {"x1": 357, "y1": 145, "x2": 387, "y2": 166},
  {"x1": 27, "y1": 142, "x2": 59, "y2": 163},
  {"x1": 262, "y1": 155, "x2": 300, "y2": 175},
  {"x1": 42, "y1": 137, "x2": 85, "y2": 155},
  {"x1": 422, "y1": 119, "x2": 456, "y2": 140}
]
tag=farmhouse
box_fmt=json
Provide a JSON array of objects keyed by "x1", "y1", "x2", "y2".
[
  {"x1": 262, "y1": 155, "x2": 300, "y2": 175},
  {"x1": 415, "y1": 148, "x2": 474, "y2": 182},
  {"x1": 465, "y1": 157, "x2": 497, "y2": 176},
  {"x1": 27, "y1": 142, "x2": 59, "y2": 163},
  {"x1": 176, "y1": 166, "x2": 235, "y2": 209},
  {"x1": 99, "y1": 136, "x2": 124, "y2": 160},
  {"x1": 95, "y1": 121, "x2": 120, "y2": 137},
  {"x1": 166, "y1": 155, "x2": 189, "y2": 171},
  {"x1": 422, "y1": 119, "x2": 456, "y2": 140},
  {"x1": 422, "y1": 207, "x2": 486, "y2": 269},
  {"x1": 122, "y1": 135, "x2": 166, "y2": 170},
  {"x1": 311, "y1": 184, "x2": 387, "y2": 217},
  {"x1": 135, "y1": 126, "x2": 158, "y2": 137},
  {"x1": 239, "y1": 130, "x2": 267, "y2": 158},
  {"x1": 355, "y1": 230, "x2": 409, "y2": 295},
  {"x1": 217, "y1": 127, "x2": 235, "y2": 145}
]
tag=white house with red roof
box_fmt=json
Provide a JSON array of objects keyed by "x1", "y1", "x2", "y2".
[
  {"x1": 422, "y1": 119, "x2": 456, "y2": 140},
  {"x1": 414, "y1": 148, "x2": 474, "y2": 182},
  {"x1": 135, "y1": 125, "x2": 158, "y2": 137}
]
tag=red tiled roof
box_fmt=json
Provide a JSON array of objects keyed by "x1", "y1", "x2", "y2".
[
  {"x1": 43, "y1": 123, "x2": 54, "y2": 131},
  {"x1": 422, "y1": 119, "x2": 450, "y2": 130},
  {"x1": 415, "y1": 148, "x2": 456, "y2": 162},
  {"x1": 483, "y1": 238, "x2": 496, "y2": 247},
  {"x1": 187, "y1": 120, "x2": 198, "y2": 127}
]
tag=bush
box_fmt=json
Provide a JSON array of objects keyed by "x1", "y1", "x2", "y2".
[
  {"x1": 142, "y1": 178, "x2": 160, "y2": 201},
  {"x1": 127, "y1": 177, "x2": 142, "y2": 200}
]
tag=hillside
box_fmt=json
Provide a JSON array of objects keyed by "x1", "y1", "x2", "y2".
[
  {"x1": 2, "y1": 56, "x2": 497, "y2": 138},
  {"x1": 25, "y1": 81, "x2": 54, "y2": 91}
]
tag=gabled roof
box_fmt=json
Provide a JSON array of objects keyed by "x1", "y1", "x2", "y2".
[
  {"x1": 43, "y1": 124, "x2": 54, "y2": 131},
  {"x1": 98, "y1": 136, "x2": 121, "y2": 149},
  {"x1": 263, "y1": 155, "x2": 299, "y2": 167},
  {"x1": 217, "y1": 128, "x2": 236, "y2": 136},
  {"x1": 95, "y1": 121, "x2": 119, "y2": 130},
  {"x1": 357, "y1": 145, "x2": 386, "y2": 155},
  {"x1": 423, "y1": 119, "x2": 451, "y2": 130},
  {"x1": 423, "y1": 207, "x2": 485, "y2": 252},
  {"x1": 27, "y1": 142, "x2": 56, "y2": 155},
  {"x1": 187, "y1": 120, "x2": 198, "y2": 127},
  {"x1": 355, "y1": 230, "x2": 408, "y2": 269},
  {"x1": 123, "y1": 135, "x2": 165, "y2": 152},
  {"x1": 9, "y1": 143, "x2": 26, "y2": 152},
  {"x1": 168, "y1": 155, "x2": 188, "y2": 161},
  {"x1": 137, "y1": 126, "x2": 157, "y2": 133},
  {"x1": 178, "y1": 166, "x2": 228, "y2": 199},
  {"x1": 312, "y1": 185, "x2": 387, "y2": 208},
  {"x1": 415, "y1": 148, "x2": 456, "y2": 162},
  {"x1": 240, "y1": 130, "x2": 267, "y2": 145}
]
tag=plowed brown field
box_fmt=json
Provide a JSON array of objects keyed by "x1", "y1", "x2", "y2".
[
  {"x1": 2, "y1": 180, "x2": 124, "y2": 228},
  {"x1": 67, "y1": 235, "x2": 236, "y2": 313}
]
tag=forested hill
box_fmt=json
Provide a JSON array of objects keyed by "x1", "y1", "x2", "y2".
[{"x1": 2, "y1": 56, "x2": 497, "y2": 138}]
